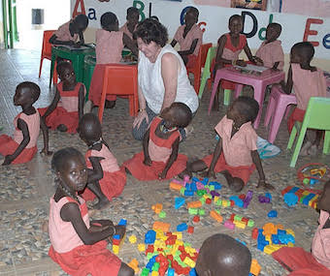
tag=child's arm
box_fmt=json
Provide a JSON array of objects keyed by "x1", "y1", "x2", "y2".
[
  {"x1": 214, "y1": 35, "x2": 228, "y2": 66},
  {"x1": 143, "y1": 128, "x2": 152, "y2": 166},
  {"x1": 178, "y1": 38, "x2": 199, "y2": 57},
  {"x1": 49, "y1": 34, "x2": 75, "y2": 46},
  {"x1": 123, "y1": 33, "x2": 138, "y2": 57},
  {"x1": 78, "y1": 85, "x2": 84, "y2": 121},
  {"x1": 42, "y1": 88, "x2": 60, "y2": 119},
  {"x1": 159, "y1": 137, "x2": 180, "y2": 179},
  {"x1": 280, "y1": 65, "x2": 293, "y2": 94},
  {"x1": 2, "y1": 118, "x2": 30, "y2": 165},
  {"x1": 272, "y1": 61, "x2": 280, "y2": 70},
  {"x1": 243, "y1": 42, "x2": 258, "y2": 64},
  {"x1": 204, "y1": 138, "x2": 222, "y2": 178},
  {"x1": 40, "y1": 114, "x2": 52, "y2": 155},
  {"x1": 78, "y1": 30, "x2": 85, "y2": 45},
  {"x1": 87, "y1": 156, "x2": 105, "y2": 183},
  {"x1": 251, "y1": 150, "x2": 274, "y2": 190}
]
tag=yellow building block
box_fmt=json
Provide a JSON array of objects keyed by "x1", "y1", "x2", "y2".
[
  {"x1": 137, "y1": 243, "x2": 145, "y2": 252},
  {"x1": 112, "y1": 245, "x2": 119, "y2": 254},
  {"x1": 286, "y1": 229, "x2": 295, "y2": 237},
  {"x1": 183, "y1": 256, "x2": 196, "y2": 268},
  {"x1": 234, "y1": 220, "x2": 246, "y2": 229},
  {"x1": 151, "y1": 271, "x2": 159, "y2": 276},
  {"x1": 172, "y1": 232, "x2": 183, "y2": 240},
  {"x1": 263, "y1": 245, "x2": 277, "y2": 254},
  {"x1": 129, "y1": 235, "x2": 137, "y2": 244}
]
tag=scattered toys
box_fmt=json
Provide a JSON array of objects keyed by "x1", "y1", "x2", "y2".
[
  {"x1": 112, "y1": 219, "x2": 127, "y2": 254},
  {"x1": 267, "y1": 210, "x2": 277, "y2": 218},
  {"x1": 297, "y1": 163, "x2": 330, "y2": 186},
  {"x1": 282, "y1": 186, "x2": 319, "y2": 208}
]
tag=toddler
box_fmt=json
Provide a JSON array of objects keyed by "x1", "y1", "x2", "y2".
[
  {"x1": 171, "y1": 7, "x2": 203, "y2": 67},
  {"x1": 123, "y1": 102, "x2": 192, "y2": 180},
  {"x1": 195, "y1": 234, "x2": 252, "y2": 276},
  {"x1": 119, "y1": 7, "x2": 139, "y2": 41},
  {"x1": 0, "y1": 82, "x2": 50, "y2": 165},
  {"x1": 281, "y1": 42, "x2": 326, "y2": 155},
  {"x1": 48, "y1": 147, "x2": 134, "y2": 276},
  {"x1": 49, "y1": 14, "x2": 89, "y2": 47},
  {"x1": 39, "y1": 61, "x2": 86, "y2": 134},
  {"x1": 78, "y1": 113, "x2": 126, "y2": 210},
  {"x1": 89, "y1": 12, "x2": 138, "y2": 110},
  {"x1": 185, "y1": 96, "x2": 273, "y2": 192}
]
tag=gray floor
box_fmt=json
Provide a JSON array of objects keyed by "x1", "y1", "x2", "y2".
[{"x1": 0, "y1": 48, "x2": 329, "y2": 276}]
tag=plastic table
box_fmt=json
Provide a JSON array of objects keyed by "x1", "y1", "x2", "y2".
[{"x1": 208, "y1": 67, "x2": 285, "y2": 128}]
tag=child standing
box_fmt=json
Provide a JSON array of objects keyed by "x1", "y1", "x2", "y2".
[
  {"x1": 171, "y1": 7, "x2": 203, "y2": 67},
  {"x1": 48, "y1": 148, "x2": 134, "y2": 276},
  {"x1": 39, "y1": 61, "x2": 86, "y2": 134},
  {"x1": 185, "y1": 96, "x2": 273, "y2": 192},
  {"x1": 281, "y1": 42, "x2": 327, "y2": 155},
  {"x1": 0, "y1": 82, "x2": 50, "y2": 165},
  {"x1": 272, "y1": 180, "x2": 330, "y2": 275},
  {"x1": 49, "y1": 14, "x2": 89, "y2": 46},
  {"x1": 78, "y1": 113, "x2": 126, "y2": 210},
  {"x1": 88, "y1": 12, "x2": 138, "y2": 110},
  {"x1": 255, "y1": 23, "x2": 284, "y2": 70},
  {"x1": 211, "y1": 14, "x2": 257, "y2": 110},
  {"x1": 119, "y1": 7, "x2": 139, "y2": 41},
  {"x1": 123, "y1": 102, "x2": 192, "y2": 180}
]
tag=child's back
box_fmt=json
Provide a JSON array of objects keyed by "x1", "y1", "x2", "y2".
[{"x1": 96, "y1": 29, "x2": 124, "y2": 64}]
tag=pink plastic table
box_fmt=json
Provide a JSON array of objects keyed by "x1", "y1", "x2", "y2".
[{"x1": 208, "y1": 67, "x2": 285, "y2": 128}]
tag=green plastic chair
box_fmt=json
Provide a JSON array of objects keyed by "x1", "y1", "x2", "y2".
[
  {"x1": 287, "y1": 97, "x2": 330, "y2": 167},
  {"x1": 83, "y1": 55, "x2": 96, "y2": 101}
]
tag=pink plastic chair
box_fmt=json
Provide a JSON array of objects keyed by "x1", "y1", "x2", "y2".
[{"x1": 264, "y1": 85, "x2": 297, "y2": 143}]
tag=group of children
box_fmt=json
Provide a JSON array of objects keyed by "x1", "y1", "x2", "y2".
[{"x1": 0, "y1": 6, "x2": 329, "y2": 276}]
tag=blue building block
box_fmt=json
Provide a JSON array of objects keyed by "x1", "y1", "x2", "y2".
[
  {"x1": 146, "y1": 255, "x2": 157, "y2": 271},
  {"x1": 284, "y1": 193, "x2": 298, "y2": 207},
  {"x1": 268, "y1": 210, "x2": 278, "y2": 218},
  {"x1": 189, "y1": 268, "x2": 197, "y2": 276},
  {"x1": 201, "y1": 178, "x2": 209, "y2": 185},
  {"x1": 272, "y1": 234, "x2": 280, "y2": 244},
  {"x1": 167, "y1": 268, "x2": 175, "y2": 276},
  {"x1": 277, "y1": 229, "x2": 286, "y2": 235},
  {"x1": 209, "y1": 181, "x2": 222, "y2": 190},
  {"x1": 118, "y1": 219, "x2": 127, "y2": 226},
  {"x1": 145, "y1": 230, "x2": 156, "y2": 244},
  {"x1": 184, "y1": 190, "x2": 194, "y2": 196},
  {"x1": 174, "y1": 197, "x2": 185, "y2": 209},
  {"x1": 177, "y1": 223, "x2": 188, "y2": 232},
  {"x1": 302, "y1": 193, "x2": 316, "y2": 205},
  {"x1": 310, "y1": 178, "x2": 319, "y2": 185},
  {"x1": 287, "y1": 187, "x2": 299, "y2": 194},
  {"x1": 191, "y1": 177, "x2": 200, "y2": 183},
  {"x1": 265, "y1": 192, "x2": 272, "y2": 201}
]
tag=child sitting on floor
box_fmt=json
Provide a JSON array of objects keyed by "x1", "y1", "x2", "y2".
[
  {"x1": 0, "y1": 82, "x2": 51, "y2": 165},
  {"x1": 280, "y1": 41, "x2": 326, "y2": 156},
  {"x1": 78, "y1": 113, "x2": 126, "y2": 210},
  {"x1": 272, "y1": 180, "x2": 330, "y2": 275},
  {"x1": 48, "y1": 147, "x2": 134, "y2": 276},
  {"x1": 195, "y1": 234, "x2": 252, "y2": 276},
  {"x1": 171, "y1": 7, "x2": 203, "y2": 67},
  {"x1": 89, "y1": 11, "x2": 138, "y2": 110},
  {"x1": 39, "y1": 61, "x2": 86, "y2": 134},
  {"x1": 211, "y1": 14, "x2": 258, "y2": 110},
  {"x1": 123, "y1": 102, "x2": 192, "y2": 181},
  {"x1": 119, "y1": 7, "x2": 139, "y2": 41},
  {"x1": 184, "y1": 96, "x2": 273, "y2": 192},
  {"x1": 49, "y1": 14, "x2": 89, "y2": 47},
  {"x1": 255, "y1": 22, "x2": 284, "y2": 70}
]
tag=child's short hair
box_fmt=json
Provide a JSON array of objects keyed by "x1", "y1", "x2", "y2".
[
  {"x1": 235, "y1": 96, "x2": 259, "y2": 123},
  {"x1": 229, "y1": 14, "x2": 242, "y2": 25},
  {"x1": 187, "y1": 7, "x2": 199, "y2": 21},
  {"x1": 56, "y1": 61, "x2": 73, "y2": 76},
  {"x1": 268, "y1": 22, "x2": 282, "y2": 37},
  {"x1": 171, "y1": 102, "x2": 192, "y2": 128},
  {"x1": 291, "y1": 41, "x2": 315, "y2": 62},
  {"x1": 100, "y1": 12, "x2": 118, "y2": 29},
  {"x1": 78, "y1": 113, "x2": 102, "y2": 142},
  {"x1": 16, "y1": 81, "x2": 41, "y2": 102},
  {"x1": 127, "y1": 7, "x2": 139, "y2": 17},
  {"x1": 74, "y1": 14, "x2": 89, "y2": 30},
  {"x1": 134, "y1": 18, "x2": 168, "y2": 47},
  {"x1": 51, "y1": 147, "x2": 84, "y2": 173}
]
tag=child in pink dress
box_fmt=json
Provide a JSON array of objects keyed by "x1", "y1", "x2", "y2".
[
  {"x1": 272, "y1": 180, "x2": 330, "y2": 276},
  {"x1": 280, "y1": 42, "x2": 326, "y2": 155},
  {"x1": 171, "y1": 7, "x2": 203, "y2": 67},
  {"x1": 89, "y1": 12, "x2": 138, "y2": 110},
  {"x1": 0, "y1": 82, "x2": 50, "y2": 165},
  {"x1": 119, "y1": 7, "x2": 139, "y2": 41},
  {"x1": 48, "y1": 147, "x2": 134, "y2": 276},
  {"x1": 184, "y1": 96, "x2": 273, "y2": 192},
  {"x1": 39, "y1": 61, "x2": 86, "y2": 134},
  {"x1": 123, "y1": 102, "x2": 192, "y2": 181},
  {"x1": 78, "y1": 113, "x2": 126, "y2": 210},
  {"x1": 255, "y1": 23, "x2": 284, "y2": 70}
]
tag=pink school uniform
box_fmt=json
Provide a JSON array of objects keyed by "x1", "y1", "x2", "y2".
[
  {"x1": 0, "y1": 111, "x2": 40, "y2": 164},
  {"x1": 39, "y1": 82, "x2": 86, "y2": 134},
  {"x1": 48, "y1": 196, "x2": 121, "y2": 276},
  {"x1": 89, "y1": 29, "x2": 124, "y2": 106},
  {"x1": 287, "y1": 63, "x2": 327, "y2": 132},
  {"x1": 255, "y1": 40, "x2": 284, "y2": 70},
  {"x1": 123, "y1": 117, "x2": 188, "y2": 180},
  {"x1": 119, "y1": 22, "x2": 135, "y2": 40},
  {"x1": 81, "y1": 143, "x2": 126, "y2": 202},
  {"x1": 202, "y1": 115, "x2": 256, "y2": 184},
  {"x1": 173, "y1": 24, "x2": 203, "y2": 68},
  {"x1": 54, "y1": 21, "x2": 78, "y2": 43}
]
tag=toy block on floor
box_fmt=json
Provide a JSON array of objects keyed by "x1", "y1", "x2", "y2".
[{"x1": 175, "y1": 197, "x2": 185, "y2": 209}]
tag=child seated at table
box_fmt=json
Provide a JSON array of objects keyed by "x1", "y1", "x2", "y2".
[
  {"x1": 280, "y1": 41, "x2": 326, "y2": 156},
  {"x1": 171, "y1": 7, "x2": 203, "y2": 67},
  {"x1": 49, "y1": 14, "x2": 89, "y2": 47},
  {"x1": 255, "y1": 23, "x2": 284, "y2": 70},
  {"x1": 88, "y1": 12, "x2": 138, "y2": 110},
  {"x1": 119, "y1": 7, "x2": 139, "y2": 41}
]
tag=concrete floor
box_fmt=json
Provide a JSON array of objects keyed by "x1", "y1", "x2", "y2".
[{"x1": 0, "y1": 48, "x2": 329, "y2": 276}]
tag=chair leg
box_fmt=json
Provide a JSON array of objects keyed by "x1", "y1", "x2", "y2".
[
  {"x1": 287, "y1": 125, "x2": 297, "y2": 150},
  {"x1": 264, "y1": 95, "x2": 275, "y2": 127},
  {"x1": 268, "y1": 103, "x2": 287, "y2": 144},
  {"x1": 39, "y1": 57, "x2": 44, "y2": 78},
  {"x1": 323, "y1": 130, "x2": 330, "y2": 154},
  {"x1": 290, "y1": 126, "x2": 307, "y2": 167},
  {"x1": 223, "y1": 89, "x2": 231, "y2": 106},
  {"x1": 199, "y1": 72, "x2": 210, "y2": 99}
]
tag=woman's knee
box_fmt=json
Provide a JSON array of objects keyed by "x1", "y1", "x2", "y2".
[{"x1": 118, "y1": 262, "x2": 134, "y2": 276}]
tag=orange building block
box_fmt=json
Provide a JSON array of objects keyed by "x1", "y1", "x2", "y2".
[
  {"x1": 153, "y1": 221, "x2": 171, "y2": 233},
  {"x1": 210, "y1": 210, "x2": 223, "y2": 222},
  {"x1": 152, "y1": 203, "x2": 163, "y2": 214},
  {"x1": 170, "y1": 182, "x2": 183, "y2": 191},
  {"x1": 250, "y1": 259, "x2": 261, "y2": 275},
  {"x1": 187, "y1": 201, "x2": 202, "y2": 209}
]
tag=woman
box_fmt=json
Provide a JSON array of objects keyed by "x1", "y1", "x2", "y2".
[{"x1": 132, "y1": 19, "x2": 199, "y2": 140}]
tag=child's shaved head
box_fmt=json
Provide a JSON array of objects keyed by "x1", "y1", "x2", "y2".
[{"x1": 195, "y1": 234, "x2": 252, "y2": 276}]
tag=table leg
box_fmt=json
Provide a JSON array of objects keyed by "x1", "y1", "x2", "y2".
[
  {"x1": 208, "y1": 75, "x2": 221, "y2": 115},
  {"x1": 253, "y1": 84, "x2": 267, "y2": 129},
  {"x1": 49, "y1": 53, "x2": 56, "y2": 88}
]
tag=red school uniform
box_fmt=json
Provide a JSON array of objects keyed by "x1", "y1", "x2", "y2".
[
  {"x1": 123, "y1": 117, "x2": 188, "y2": 180},
  {"x1": 81, "y1": 143, "x2": 126, "y2": 202},
  {"x1": 0, "y1": 111, "x2": 40, "y2": 164}
]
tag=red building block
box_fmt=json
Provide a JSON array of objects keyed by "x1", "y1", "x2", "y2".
[
  {"x1": 252, "y1": 228, "x2": 259, "y2": 239},
  {"x1": 206, "y1": 198, "x2": 212, "y2": 204},
  {"x1": 187, "y1": 226, "x2": 194, "y2": 234},
  {"x1": 193, "y1": 215, "x2": 200, "y2": 223}
]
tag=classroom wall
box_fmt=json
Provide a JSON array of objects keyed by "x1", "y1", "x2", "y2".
[{"x1": 70, "y1": 0, "x2": 330, "y2": 71}]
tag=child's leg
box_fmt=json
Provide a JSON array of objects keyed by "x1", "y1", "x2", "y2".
[
  {"x1": 178, "y1": 160, "x2": 207, "y2": 179},
  {"x1": 118, "y1": 262, "x2": 134, "y2": 276},
  {"x1": 222, "y1": 170, "x2": 244, "y2": 192},
  {"x1": 87, "y1": 181, "x2": 110, "y2": 210}
]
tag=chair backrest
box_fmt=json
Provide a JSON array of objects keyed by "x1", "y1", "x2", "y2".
[
  {"x1": 303, "y1": 97, "x2": 330, "y2": 130},
  {"x1": 42, "y1": 30, "x2": 56, "y2": 58},
  {"x1": 199, "y1": 43, "x2": 212, "y2": 68}
]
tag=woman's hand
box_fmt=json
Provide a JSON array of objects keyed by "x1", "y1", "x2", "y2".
[{"x1": 133, "y1": 110, "x2": 148, "y2": 129}]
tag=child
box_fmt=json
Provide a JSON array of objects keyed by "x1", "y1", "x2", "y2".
[
  {"x1": 171, "y1": 7, "x2": 203, "y2": 67},
  {"x1": 184, "y1": 96, "x2": 273, "y2": 192},
  {"x1": 39, "y1": 61, "x2": 86, "y2": 134},
  {"x1": 255, "y1": 23, "x2": 284, "y2": 70},
  {"x1": 78, "y1": 113, "x2": 126, "y2": 210},
  {"x1": 48, "y1": 147, "x2": 134, "y2": 276},
  {"x1": 272, "y1": 180, "x2": 330, "y2": 275},
  {"x1": 195, "y1": 234, "x2": 252, "y2": 276},
  {"x1": 119, "y1": 7, "x2": 139, "y2": 41},
  {"x1": 211, "y1": 14, "x2": 258, "y2": 110},
  {"x1": 281, "y1": 42, "x2": 326, "y2": 155},
  {"x1": 0, "y1": 82, "x2": 51, "y2": 165},
  {"x1": 123, "y1": 102, "x2": 192, "y2": 181},
  {"x1": 49, "y1": 14, "x2": 89, "y2": 46},
  {"x1": 88, "y1": 12, "x2": 138, "y2": 110}
]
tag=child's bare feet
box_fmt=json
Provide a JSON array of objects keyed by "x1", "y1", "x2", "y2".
[
  {"x1": 308, "y1": 145, "x2": 318, "y2": 156},
  {"x1": 57, "y1": 124, "x2": 68, "y2": 132},
  {"x1": 257, "y1": 179, "x2": 275, "y2": 190},
  {"x1": 93, "y1": 197, "x2": 110, "y2": 210}
]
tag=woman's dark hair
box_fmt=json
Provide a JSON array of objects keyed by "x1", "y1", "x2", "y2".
[
  {"x1": 134, "y1": 18, "x2": 168, "y2": 47},
  {"x1": 235, "y1": 96, "x2": 259, "y2": 123},
  {"x1": 16, "y1": 81, "x2": 41, "y2": 102},
  {"x1": 100, "y1": 12, "x2": 118, "y2": 29},
  {"x1": 51, "y1": 147, "x2": 84, "y2": 173}
]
